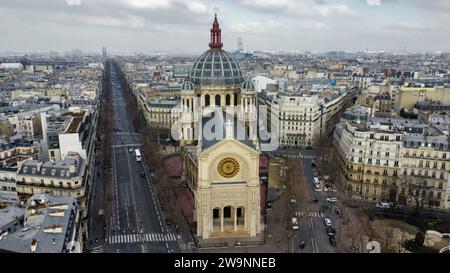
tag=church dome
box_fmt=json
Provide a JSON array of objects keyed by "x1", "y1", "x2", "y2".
[
  {"x1": 190, "y1": 49, "x2": 243, "y2": 87},
  {"x1": 189, "y1": 13, "x2": 244, "y2": 88},
  {"x1": 241, "y1": 79, "x2": 254, "y2": 91},
  {"x1": 181, "y1": 80, "x2": 195, "y2": 91}
]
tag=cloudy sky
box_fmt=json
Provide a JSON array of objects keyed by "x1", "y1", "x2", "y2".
[{"x1": 1, "y1": 0, "x2": 449, "y2": 53}]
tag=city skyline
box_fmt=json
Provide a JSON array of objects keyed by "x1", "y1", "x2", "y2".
[{"x1": 1, "y1": 0, "x2": 450, "y2": 53}]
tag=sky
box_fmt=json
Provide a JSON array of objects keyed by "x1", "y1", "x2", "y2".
[{"x1": 1, "y1": 0, "x2": 450, "y2": 54}]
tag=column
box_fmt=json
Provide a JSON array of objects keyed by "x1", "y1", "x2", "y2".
[
  {"x1": 244, "y1": 207, "x2": 248, "y2": 231},
  {"x1": 233, "y1": 207, "x2": 237, "y2": 232},
  {"x1": 220, "y1": 208, "x2": 224, "y2": 232}
]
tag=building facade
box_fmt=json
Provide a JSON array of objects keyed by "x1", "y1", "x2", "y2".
[
  {"x1": 179, "y1": 15, "x2": 262, "y2": 241},
  {"x1": 334, "y1": 117, "x2": 450, "y2": 209}
]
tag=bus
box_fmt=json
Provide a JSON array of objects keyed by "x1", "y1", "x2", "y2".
[{"x1": 134, "y1": 149, "x2": 141, "y2": 162}]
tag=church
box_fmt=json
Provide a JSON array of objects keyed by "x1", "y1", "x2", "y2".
[{"x1": 179, "y1": 13, "x2": 262, "y2": 240}]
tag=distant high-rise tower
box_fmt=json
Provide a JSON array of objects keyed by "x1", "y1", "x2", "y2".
[
  {"x1": 102, "y1": 46, "x2": 107, "y2": 58},
  {"x1": 237, "y1": 37, "x2": 243, "y2": 53}
]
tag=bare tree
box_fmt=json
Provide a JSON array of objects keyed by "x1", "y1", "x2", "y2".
[
  {"x1": 0, "y1": 120, "x2": 14, "y2": 139},
  {"x1": 389, "y1": 176, "x2": 430, "y2": 212}
]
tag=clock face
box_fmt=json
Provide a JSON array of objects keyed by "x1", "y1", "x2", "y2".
[{"x1": 217, "y1": 157, "x2": 240, "y2": 178}]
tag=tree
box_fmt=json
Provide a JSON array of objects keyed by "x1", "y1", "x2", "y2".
[
  {"x1": 414, "y1": 231, "x2": 425, "y2": 246},
  {"x1": 0, "y1": 120, "x2": 14, "y2": 139},
  {"x1": 404, "y1": 177, "x2": 430, "y2": 212},
  {"x1": 32, "y1": 113, "x2": 42, "y2": 136},
  {"x1": 388, "y1": 176, "x2": 430, "y2": 212}
]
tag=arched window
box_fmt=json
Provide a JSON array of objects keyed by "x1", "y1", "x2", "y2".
[
  {"x1": 226, "y1": 94, "x2": 231, "y2": 106},
  {"x1": 215, "y1": 94, "x2": 221, "y2": 106},
  {"x1": 205, "y1": 94, "x2": 210, "y2": 107}
]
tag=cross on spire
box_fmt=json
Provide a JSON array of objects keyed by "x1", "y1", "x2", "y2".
[{"x1": 209, "y1": 7, "x2": 223, "y2": 49}]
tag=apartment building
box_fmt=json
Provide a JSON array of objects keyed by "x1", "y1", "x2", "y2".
[
  {"x1": 402, "y1": 134, "x2": 449, "y2": 209},
  {"x1": 258, "y1": 85, "x2": 357, "y2": 148},
  {"x1": 334, "y1": 117, "x2": 450, "y2": 209},
  {"x1": 334, "y1": 118, "x2": 403, "y2": 201},
  {"x1": 15, "y1": 152, "x2": 88, "y2": 217}
]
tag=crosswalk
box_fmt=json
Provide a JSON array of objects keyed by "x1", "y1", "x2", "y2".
[
  {"x1": 298, "y1": 153, "x2": 316, "y2": 159},
  {"x1": 295, "y1": 211, "x2": 324, "y2": 218},
  {"x1": 282, "y1": 153, "x2": 316, "y2": 159},
  {"x1": 108, "y1": 233, "x2": 177, "y2": 244},
  {"x1": 90, "y1": 245, "x2": 104, "y2": 253}
]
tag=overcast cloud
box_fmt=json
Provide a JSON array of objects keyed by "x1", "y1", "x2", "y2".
[{"x1": 0, "y1": 0, "x2": 449, "y2": 53}]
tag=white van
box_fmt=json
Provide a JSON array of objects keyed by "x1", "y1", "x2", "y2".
[{"x1": 292, "y1": 217, "x2": 299, "y2": 230}]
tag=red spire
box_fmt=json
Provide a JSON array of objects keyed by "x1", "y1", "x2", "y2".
[{"x1": 209, "y1": 13, "x2": 223, "y2": 49}]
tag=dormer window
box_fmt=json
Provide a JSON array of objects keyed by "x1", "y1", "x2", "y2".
[
  {"x1": 51, "y1": 169, "x2": 56, "y2": 176},
  {"x1": 60, "y1": 170, "x2": 65, "y2": 177},
  {"x1": 41, "y1": 168, "x2": 47, "y2": 174}
]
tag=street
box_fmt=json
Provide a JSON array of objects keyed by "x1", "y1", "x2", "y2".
[
  {"x1": 275, "y1": 149, "x2": 339, "y2": 253},
  {"x1": 86, "y1": 63, "x2": 180, "y2": 253}
]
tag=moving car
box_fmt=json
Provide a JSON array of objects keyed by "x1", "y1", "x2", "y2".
[
  {"x1": 299, "y1": 241, "x2": 305, "y2": 249},
  {"x1": 292, "y1": 217, "x2": 299, "y2": 230},
  {"x1": 324, "y1": 217, "x2": 332, "y2": 227},
  {"x1": 329, "y1": 236, "x2": 337, "y2": 246},
  {"x1": 140, "y1": 171, "x2": 145, "y2": 178},
  {"x1": 129, "y1": 148, "x2": 134, "y2": 153},
  {"x1": 326, "y1": 226, "x2": 336, "y2": 236}
]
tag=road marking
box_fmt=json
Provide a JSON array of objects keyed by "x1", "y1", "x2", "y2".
[
  {"x1": 296, "y1": 211, "x2": 324, "y2": 218},
  {"x1": 311, "y1": 237, "x2": 319, "y2": 253},
  {"x1": 111, "y1": 143, "x2": 143, "y2": 148},
  {"x1": 90, "y1": 245, "x2": 104, "y2": 253},
  {"x1": 108, "y1": 233, "x2": 178, "y2": 244}
]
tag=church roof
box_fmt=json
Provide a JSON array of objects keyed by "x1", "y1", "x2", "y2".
[{"x1": 201, "y1": 109, "x2": 255, "y2": 150}]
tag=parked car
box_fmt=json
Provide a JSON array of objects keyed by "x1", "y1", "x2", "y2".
[
  {"x1": 140, "y1": 171, "x2": 146, "y2": 177},
  {"x1": 326, "y1": 197, "x2": 337, "y2": 203},
  {"x1": 129, "y1": 148, "x2": 134, "y2": 152},
  {"x1": 376, "y1": 202, "x2": 391, "y2": 209},
  {"x1": 329, "y1": 236, "x2": 337, "y2": 246},
  {"x1": 267, "y1": 202, "x2": 273, "y2": 210},
  {"x1": 324, "y1": 217, "x2": 332, "y2": 227},
  {"x1": 335, "y1": 208, "x2": 341, "y2": 215},
  {"x1": 310, "y1": 198, "x2": 319, "y2": 203},
  {"x1": 314, "y1": 184, "x2": 322, "y2": 192}
]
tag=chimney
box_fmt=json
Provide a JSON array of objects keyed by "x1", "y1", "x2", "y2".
[{"x1": 31, "y1": 238, "x2": 38, "y2": 252}]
